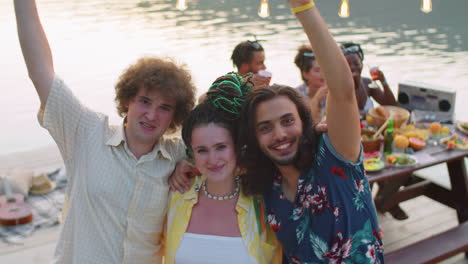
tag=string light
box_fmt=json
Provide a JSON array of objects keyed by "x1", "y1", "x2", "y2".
[
  {"x1": 338, "y1": 0, "x2": 350, "y2": 18},
  {"x1": 176, "y1": 0, "x2": 187, "y2": 11},
  {"x1": 421, "y1": 0, "x2": 432, "y2": 13},
  {"x1": 258, "y1": 0, "x2": 270, "y2": 18}
]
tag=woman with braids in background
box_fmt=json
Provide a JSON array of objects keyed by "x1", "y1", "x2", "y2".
[
  {"x1": 341, "y1": 42, "x2": 397, "y2": 118},
  {"x1": 163, "y1": 73, "x2": 282, "y2": 264}
]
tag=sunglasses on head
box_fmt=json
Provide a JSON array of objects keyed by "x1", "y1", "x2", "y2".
[
  {"x1": 247, "y1": 40, "x2": 262, "y2": 50},
  {"x1": 303, "y1": 52, "x2": 315, "y2": 59},
  {"x1": 300, "y1": 52, "x2": 316, "y2": 71},
  {"x1": 341, "y1": 44, "x2": 364, "y2": 60},
  {"x1": 342, "y1": 45, "x2": 360, "y2": 54}
]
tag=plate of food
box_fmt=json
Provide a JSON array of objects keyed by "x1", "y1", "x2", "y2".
[
  {"x1": 456, "y1": 121, "x2": 468, "y2": 135},
  {"x1": 441, "y1": 134, "x2": 468, "y2": 150},
  {"x1": 386, "y1": 153, "x2": 418, "y2": 167},
  {"x1": 364, "y1": 158, "x2": 385, "y2": 172},
  {"x1": 427, "y1": 122, "x2": 452, "y2": 139}
]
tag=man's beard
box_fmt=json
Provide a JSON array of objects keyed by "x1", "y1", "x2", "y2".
[{"x1": 265, "y1": 137, "x2": 303, "y2": 167}]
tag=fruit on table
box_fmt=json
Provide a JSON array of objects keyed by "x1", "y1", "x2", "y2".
[
  {"x1": 429, "y1": 122, "x2": 441, "y2": 134},
  {"x1": 387, "y1": 155, "x2": 397, "y2": 164},
  {"x1": 440, "y1": 126, "x2": 450, "y2": 135},
  {"x1": 442, "y1": 135, "x2": 468, "y2": 150},
  {"x1": 397, "y1": 124, "x2": 429, "y2": 141},
  {"x1": 409, "y1": 137, "x2": 426, "y2": 151},
  {"x1": 394, "y1": 135, "x2": 409, "y2": 149},
  {"x1": 364, "y1": 158, "x2": 384, "y2": 171},
  {"x1": 387, "y1": 154, "x2": 416, "y2": 165},
  {"x1": 446, "y1": 140, "x2": 456, "y2": 149}
]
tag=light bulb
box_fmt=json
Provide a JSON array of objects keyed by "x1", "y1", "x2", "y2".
[
  {"x1": 338, "y1": 0, "x2": 350, "y2": 18},
  {"x1": 258, "y1": 0, "x2": 270, "y2": 18},
  {"x1": 421, "y1": 0, "x2": 432, "y2": 13},
  {"x1": 176, "y1": 0, "x2": 187, "y2": 11}
]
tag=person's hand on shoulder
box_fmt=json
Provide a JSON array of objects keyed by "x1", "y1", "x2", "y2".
[
  {"x1": 315, "y1": 120, "x2": 328, "y2": 134},
  {"x1": 168, "y1": 159, "x2": 199, "y2": 193}
]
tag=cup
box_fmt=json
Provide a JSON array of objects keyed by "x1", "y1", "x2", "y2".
[
  {"x1": 369, "y1": 66, "x2": 380, "y2": 81},
  {"x1": 258, "y1": 70, "x2": 272, "y2": 85}
]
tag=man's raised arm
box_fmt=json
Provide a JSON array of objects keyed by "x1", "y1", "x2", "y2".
[
  {"x1": 288, "y1": 0, "x2": 360, "y2": 162},
  {"x1": 14, "y1": 0, "x2": 54, "y2": 107}
]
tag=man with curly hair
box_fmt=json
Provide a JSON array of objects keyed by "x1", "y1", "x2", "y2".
[{"x1": 13, "y1": 0, "x2": 195, "y2": 263}]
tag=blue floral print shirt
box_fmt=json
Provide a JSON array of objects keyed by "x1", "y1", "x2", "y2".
[{"x1": 264, "y1": 134, "x2": 384, "y2": 264}]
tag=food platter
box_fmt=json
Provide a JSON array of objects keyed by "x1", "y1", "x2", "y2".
[
  {"x1": 457, "y1": 121, "x2": 468, "y2": 135},
  {"x1": 441, "y1": 134, "x2": 468, "y2": 150},
  {"x1": 386, "y1": 153, "x2": 418, "y2": 167},
  {"x1": 364, "y1": 158, "x2": 385, "y2": 172}
]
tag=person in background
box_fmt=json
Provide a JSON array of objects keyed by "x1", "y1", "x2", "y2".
[
  {"x1": 231, "y1": 40, "x2": 266, "y2": 76},
  {"x1": 294, "y1": 44, "x2": 328, "y2": 123},
  {"x1": 198, "y1": 40, "x2": 269, "y2": 104},
  {"x1": 164, "y1": 73, "x2": 282, "y2": 264},
  {"x1": 13, "y1": 0, "x2": 196, "y2": 262},
  {"x1": 237, "y1": 0, "x2": 384, "y2": 262},
  {"x1": 341, "y1": 43, "x2": 408, "y2": 220},
  {"x1": 341, "y1": 42, "x2": 397, "y2": 118},
  {"x1": 230, "y1": 39, "x2": 271, "y2": 88}
]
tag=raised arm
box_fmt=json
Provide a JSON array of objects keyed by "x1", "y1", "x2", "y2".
[
  {"x1": 14, "y1": 0, "x2": 54, "y2": 107},
  {"x1": 288, "y1": 0, "x2": 360, "y2": 161}
]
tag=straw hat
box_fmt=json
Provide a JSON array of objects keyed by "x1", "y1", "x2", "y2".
[{"x1": 30, "y1": 173, "x2": 56, "y2": 195}]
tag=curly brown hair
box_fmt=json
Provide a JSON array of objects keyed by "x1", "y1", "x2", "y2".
[
  {"x1": 115, "y1": 57, "x2": 196, "y2": 132},
  {"x1": 237, "y1": 84, "x2": 319, "y2": 195}
]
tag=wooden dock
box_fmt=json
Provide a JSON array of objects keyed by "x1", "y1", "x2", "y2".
[{"x1": 0, "y1": 145, "x2": 466, "y2": 263}]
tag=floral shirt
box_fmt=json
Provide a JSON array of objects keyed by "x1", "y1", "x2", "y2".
[{"x1": 264, "y1": 134, "x2": 384, "y2": 264}]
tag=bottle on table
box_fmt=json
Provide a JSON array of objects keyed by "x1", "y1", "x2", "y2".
[{"x1": 384, "y1": 119, "x2": 394, "y2": 155}]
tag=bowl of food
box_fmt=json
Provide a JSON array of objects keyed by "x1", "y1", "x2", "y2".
[
  {"x1": 366, "y1": 105, "x2": 410, "y2": 129},
  {"x1": 361, "y1": 128, "x2": 383, "y2": 153},
  {"x1": 456, "y1": 121, "x2": 468, "y2": 135}
]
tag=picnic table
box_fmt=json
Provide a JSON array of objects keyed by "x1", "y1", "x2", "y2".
[{"x1": 366, "y1": 141, "x2": 468, "y2": 263}]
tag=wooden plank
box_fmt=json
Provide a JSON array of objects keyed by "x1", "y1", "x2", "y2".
[{"x1": 385, "y1": 222, "x2": 468, "y2": 264}]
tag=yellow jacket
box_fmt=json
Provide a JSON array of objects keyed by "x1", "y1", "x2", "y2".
[{"x1": 163, "y1": 176, "x2": 282, "y2": 264}]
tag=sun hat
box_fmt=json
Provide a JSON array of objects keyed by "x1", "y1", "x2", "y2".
[{"x1": 29, "y1": 173, "x2": 56, "y2": 195}]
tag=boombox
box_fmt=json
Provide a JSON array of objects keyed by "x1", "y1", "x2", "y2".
[{"x1": 397, "y1": 81, "x2": 456, "y2": 116}]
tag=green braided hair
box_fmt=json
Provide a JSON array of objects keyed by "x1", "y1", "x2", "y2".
[
  {"x1": 182, "y1": 72, "x2": 253, "y2": 159},
  {"x1": 205, "y1": 72, "x2": 254, "y2": 119}
]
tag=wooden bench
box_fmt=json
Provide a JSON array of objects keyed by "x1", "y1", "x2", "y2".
[{"x1": 385, "y1": 221, "x2": 468, "y2": 264}]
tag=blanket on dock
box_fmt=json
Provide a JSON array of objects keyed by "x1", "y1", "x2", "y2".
[{"x1": 0, "y1": 168, "x2": 66, "y2": 244}]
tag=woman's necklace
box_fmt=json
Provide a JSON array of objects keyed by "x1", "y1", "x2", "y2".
[{"x1": 202, "y1": 176, "x2": 240, "y2": 201}]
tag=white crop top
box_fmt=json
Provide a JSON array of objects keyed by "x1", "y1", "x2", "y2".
[{"x1": 175, "y1": 232, "x2": 253, "y2": 264}]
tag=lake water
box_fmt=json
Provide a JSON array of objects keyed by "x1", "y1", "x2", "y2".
[{"x1": 1, "y1": 0, "x2": 467, "y2": 155}]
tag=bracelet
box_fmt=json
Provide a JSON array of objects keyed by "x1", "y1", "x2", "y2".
[
  {"x1": 291, "y1": 1, "x2": 315, "y2": 14},
  {"x1": 381, "y1": 80, "x2": 388, "y2": 86}
]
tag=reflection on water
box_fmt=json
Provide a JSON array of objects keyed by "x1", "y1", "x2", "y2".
[{"x1": 0, "y1": 0, "x2": 467, "y2": 155}]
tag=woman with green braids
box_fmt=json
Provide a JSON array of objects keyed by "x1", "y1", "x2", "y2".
[{"x1": 163, "y1": 73, "x2": 282, "y2": 264}]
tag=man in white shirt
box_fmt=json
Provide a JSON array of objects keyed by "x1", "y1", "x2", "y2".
[{"x1": 14, "y1": 1, "x2": 196, "y2": 263}]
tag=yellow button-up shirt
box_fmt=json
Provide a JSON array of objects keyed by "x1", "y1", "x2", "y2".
[
  {"x1": 38, "y1": 75, "x2": 185, "y2": 263},
  {"x1": 164, "y1": 176, "x2": 282, "y2": 264}
]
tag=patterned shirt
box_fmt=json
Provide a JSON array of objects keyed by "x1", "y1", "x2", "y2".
[
  {"x1": 38, "y1": 75, "x2": 186, "y2": 263},
  {"x1": 264, "y1": 134, "x2": 384, "y2": 263},
  {"x1": 164, "y1": 176, "x2": 283, "y2": 264}
]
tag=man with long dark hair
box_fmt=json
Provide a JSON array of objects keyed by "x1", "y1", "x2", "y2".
[{"x1": 237, "y1": 0, "x2": 384, "y2": 262}]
